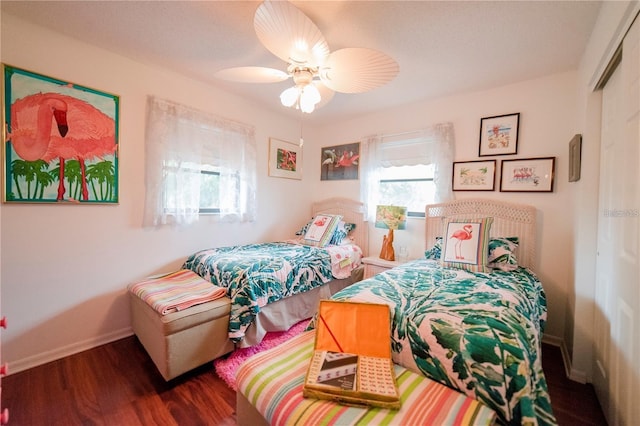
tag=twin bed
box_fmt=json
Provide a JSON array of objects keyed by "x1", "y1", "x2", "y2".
[
  {"x1": 182, "y1": 197, "x2": 369, "y2": 348},
  {"x1": 234, "y1": 198, "x2": 557, "y2": 426}
]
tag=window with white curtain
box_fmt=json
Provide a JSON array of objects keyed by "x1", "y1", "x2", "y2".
[
  {"x1": 360, "y1": 122, "x2": 455, "y2": 221},
  {"x1": 143, "y1": 96, "x2": 256, "y2": 227}
]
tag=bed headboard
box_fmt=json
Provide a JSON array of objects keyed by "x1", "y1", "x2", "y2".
[
  {"x1": 425, "y1": 198, "x2": 537, "y2": 269},
  {"x1": 312, "y1": 198, "x2": 369, "y2": 257}
]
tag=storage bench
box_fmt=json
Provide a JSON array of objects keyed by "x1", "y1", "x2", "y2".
[{"x1": 129, "y1": 276, "x2": 234, "y2": 381}]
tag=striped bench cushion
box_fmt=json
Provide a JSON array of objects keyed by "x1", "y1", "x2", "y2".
[{"x1": 237, "y1": 330, "x2": 497, "y2": 425}]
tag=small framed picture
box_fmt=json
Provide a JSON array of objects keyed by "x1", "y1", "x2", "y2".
[
  {"x1": 569, "y1": 134, "x2": 582, "y2": 182},
  {"x1": 500, "y1": 157, "x2": 555, "y2": 192},
  {"x1": 452, "y1": 160, "x2": 496, "y2": 191},
  {"x1": 479, "y1": 113, "x2": 520, "y2": 156},
  {"x1": 269, "y1": 138, "x2": 302, "y2": 180}
]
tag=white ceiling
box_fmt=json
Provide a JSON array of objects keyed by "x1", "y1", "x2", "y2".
[{"x1": 2, "y1": 1, "x2": 602, "y2": 124}]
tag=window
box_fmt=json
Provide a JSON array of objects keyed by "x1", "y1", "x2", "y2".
[
  {"x1": 379, "y1": 165, "x2": 435, "y2": 217},
  {"x1": 162, "y1": 163, "x2": 223, "y2": 214},
  {"x1": 360, "y1": 123, "x2": 455, "y2": 221},
  {"x1": 198, "y1": 168, "x2": 222, "y2": 213},
  {"x1": 143, "y1": 96, "x2": 256, "y2": 227}
]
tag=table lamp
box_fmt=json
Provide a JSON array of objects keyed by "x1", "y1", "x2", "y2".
[{"x1": 375, "y1": 205, "x2": 407, "y2": 261}]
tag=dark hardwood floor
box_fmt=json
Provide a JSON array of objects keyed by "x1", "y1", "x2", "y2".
[
  {"x1": 542, "y1": 344, "x2": 607, "y2": 426},
  {"x1": 2, "y1": 337, "x2": 606, "y2": 425}
]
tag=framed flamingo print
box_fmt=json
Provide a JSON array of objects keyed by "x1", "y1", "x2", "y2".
[
  {"x1": 268, "y1": 137, "x2": 302, "y2": 180},
  {"x1": 3, "y1": 64, "x2": 119, "y2": 203},
  {"x1": 321, "y1": 142, "x2": 360, "y2": 181},
  {"x1": 500, "y1": 157, "x2": 555, "y2": 192}
]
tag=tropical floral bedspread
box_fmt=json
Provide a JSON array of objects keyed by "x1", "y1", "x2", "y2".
[
  {"x1": 182, "y1": 242, "x2": 334, "y2": 342},
  {"x1": 314, "y1": 259, "x2": 556, "y2": 426}
]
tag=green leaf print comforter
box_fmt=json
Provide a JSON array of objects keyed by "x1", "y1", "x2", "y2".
[
  {"x1": 183, "y1": 242, "x2": 333, "y2": 342},
  {"x1": 323, "y1": 259, "x2": 556, "y2": 426}
]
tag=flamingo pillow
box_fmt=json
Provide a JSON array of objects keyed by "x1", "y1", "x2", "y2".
[
  {"x1": 441, "y1": 217, "x2": 493, "y2": 272},
  {"x1": 301, "y1": 214, "x2": 343, "y2": 247}
]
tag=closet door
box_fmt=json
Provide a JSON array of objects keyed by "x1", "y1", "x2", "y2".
[{"x1": 594, "y1": 14, "x2": 640, "y2": 426}]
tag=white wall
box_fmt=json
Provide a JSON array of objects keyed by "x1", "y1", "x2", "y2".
[{"x1": 0, "y1": 14, "x2": 320, "y2": 373}]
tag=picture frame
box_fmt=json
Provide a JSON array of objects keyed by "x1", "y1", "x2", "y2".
[
  {"x1": 452, "y1": 160, "x2": 496, "y2": 191},
  {"x1": 320, "y1": 141, "x2": 360, "y2": 181},
  {"x1": 569, "y1": 134, "x2": 582, "y2": 182},
  {"x1": 3, "y1": 64, "x2": 119, "y2": 203},
  {"x1": 500, "y1": 157, "x2": 555, "y2": 192},
  {"x1": 269, "y1": 137, "x2": 302, "y2": 180},
  {"x1": 479, "y1": 113, "x2": 520, "y2": 156}
]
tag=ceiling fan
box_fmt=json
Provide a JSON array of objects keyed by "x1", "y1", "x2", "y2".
[{"x1": 215, "y1": 0, "x2": 399, "y2": 114}]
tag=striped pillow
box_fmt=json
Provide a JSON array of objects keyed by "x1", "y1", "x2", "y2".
[{"x1": 441, "y1": 217, "x2": 493, "y2": 272}]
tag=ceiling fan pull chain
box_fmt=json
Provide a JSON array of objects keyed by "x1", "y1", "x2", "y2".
[{"x1": 299, "y1": 110, "x2": 304, "y2": 147}]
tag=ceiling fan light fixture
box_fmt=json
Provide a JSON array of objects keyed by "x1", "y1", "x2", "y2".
[
  {"x1": 302, "y1": 83, "x2": 321, "y2": 105},
  {"x1": 280, "y1": 86, "x2": 299, "y2": 107},
  {"x1": 217, "y1": 1, "x2": 397, "y2": 114},
  {"x1": 299, "y1": 91, "x2": 317, "y2": 113},
  {"x1": 280, "y1": 84, "x2": 321, "y2": 113}
]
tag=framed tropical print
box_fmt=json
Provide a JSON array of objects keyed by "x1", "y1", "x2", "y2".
[
  {"x1": 3, "y1": 64, "x2": 119, "y2": 203},
  {"x1": 479, "y1": 113, "x2": 519, "y2": 156},
  {"x1": 500, "y1": 157, "x2": 555, "y2": 192},
  {"x1": 452, "y1": 160, "x2": 496, "y2": 191},
  {"x1": 268, "y1": 137, "x2": 302, "y2": 180}
]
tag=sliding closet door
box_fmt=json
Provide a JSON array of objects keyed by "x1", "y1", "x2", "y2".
[{"x1": 594, "y1": 14, "x2": 639, "y2": 426}]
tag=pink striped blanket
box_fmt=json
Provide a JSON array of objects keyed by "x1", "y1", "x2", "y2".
[
  {"x1": 128, "y1": 270, "x2": 226, "y2": 315},
  {"x1": 237, "y1": 330, "x2": 497, "y2": 425}
]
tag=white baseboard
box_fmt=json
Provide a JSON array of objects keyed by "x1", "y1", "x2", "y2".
[
  {"x1": 541, "y1": 334, "x2": 587, "y2": 384},
  {"x1": 7, "y1": 327, "x2": 134, "y2": 376}
]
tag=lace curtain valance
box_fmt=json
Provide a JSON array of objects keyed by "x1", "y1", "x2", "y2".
[
  {"x1": 143, "y1": 96, "x2": 256, "y2": 227},
  {"x1": 360, "y1": 122, "x2": 455, "y2": 221}
]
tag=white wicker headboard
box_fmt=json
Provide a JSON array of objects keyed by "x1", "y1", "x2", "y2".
[
  {"x1": 425, "y1": 198, "x2": 537, "y2": 269},
  {"x1": 312, "y1": 198, "x2": 369, "y2": 257}
]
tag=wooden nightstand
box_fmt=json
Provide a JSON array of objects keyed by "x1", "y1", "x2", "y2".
[{"x1": 362, "y1": 256, "x2": 400, "y2": 279}]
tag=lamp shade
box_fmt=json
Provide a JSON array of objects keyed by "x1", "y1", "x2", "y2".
[{"x1": 375, "y1": 205, "x2": 407, "y2": 230}]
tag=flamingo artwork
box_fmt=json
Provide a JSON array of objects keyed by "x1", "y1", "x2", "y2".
[
  {"x1": 321, "y1": 143, "x2": 360, "y2": 181},
  {"x1": 313, "y1": 216, "x2": 328, "y2": 227},
  {"x1": 7, "y1": 92, "x2": 117, "y2": 202},
  {"x1": 449, "y1": 224, "x2": 473, "y2": 259},
  {"x1": 335, "y1": 150, "x2": 359, "y2": 168}
]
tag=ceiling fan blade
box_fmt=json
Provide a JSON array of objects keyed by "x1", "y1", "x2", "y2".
[
  {"x1": 254, "y1": 0, "x2": 330, "y2": 68},
  {"x1": 314, "y1": 81, "x2": 335, "y2": 109},
  {"x1": 319, "y1": 48, "x2": 399, "y2": 93},
  {"x1": 214, "y1": 66, "x2": 289, "y2": 83}
]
